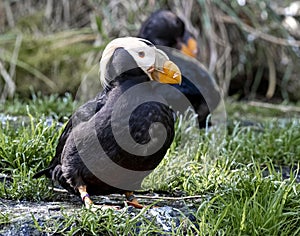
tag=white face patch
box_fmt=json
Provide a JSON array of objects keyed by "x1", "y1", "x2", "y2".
[
  {"x1": 125, "y1": 45, "x2": 156, "y2": 74},
  {"x1": 100, "y1": 38, "x2": 154, "y2": 87},
  {"x1": 99, "y1": 37, "x2": 169, "y2": 88}
]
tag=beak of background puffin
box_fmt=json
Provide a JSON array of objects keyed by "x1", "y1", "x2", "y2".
[
  {"x1": 149, "y1": 49, "x2": 182, "y2": 85},
  {"x1": 179, "y1": 36, "x2": 198, "y2": 58}
]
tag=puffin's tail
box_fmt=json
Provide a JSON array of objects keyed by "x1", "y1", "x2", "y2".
[{"x1": 33, "y1": 155, "x2": 61, "y2": 179}]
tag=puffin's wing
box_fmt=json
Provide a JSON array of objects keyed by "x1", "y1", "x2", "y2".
[{"x1": 33, "y1": 90, "x2": 108, "y2": 179}]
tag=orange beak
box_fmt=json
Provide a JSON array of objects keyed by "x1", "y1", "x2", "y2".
[
  {"x1": 150, "y1": 60, "x2": 182, "y2": 85},
  {"x1": 148, "y1": 48, "x2": 182, "y2": 85}
]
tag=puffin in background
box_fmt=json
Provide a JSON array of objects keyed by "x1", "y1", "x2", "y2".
[
  {"x1": 138, "y1": 10, "x2": 220, "y2": 128},
  {"x1": 33, "y1": 37, "x2": 182, "y2": 209},
  {"x1": 138, "y1": 10, "x2": 198, "y2": 58}
]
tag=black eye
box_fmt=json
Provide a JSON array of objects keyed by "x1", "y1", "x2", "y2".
[{"x1": 138, "y1": 51, "x2": 145, "y2": 58}]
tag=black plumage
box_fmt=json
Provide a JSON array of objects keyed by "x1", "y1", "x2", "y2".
[
  {"x1": 138, "y1": 10, "x2": 220, "y2": 128},
  {"x1": 138, "y1": 10, "x2": 185, "y2": 49},
  {"x1": 34, "y1": 38, "x2": 181, "y2": 209}
]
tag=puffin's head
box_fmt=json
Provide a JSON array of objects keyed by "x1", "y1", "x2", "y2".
[
  {"x1": 100, "y1": 37, "x2": 182, "y2": 88},
  {"x1": 138, "y1": 10, "x2": 198, "y2": 58}
]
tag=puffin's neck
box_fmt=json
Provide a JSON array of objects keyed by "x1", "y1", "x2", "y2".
[{"x1": 108, "y1": 73, "x2": 152, "y2": 92}]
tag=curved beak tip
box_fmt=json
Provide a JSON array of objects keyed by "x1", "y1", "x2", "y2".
[
  {"x1": 173, "y1": 72, "x2": 182, "y2": 84},
  {"x1": 150, "y1": 60, "x2": 181, "y2": 85},
  {"x1": 157, "y1": 60, "x2": 181, "y2": 84}
]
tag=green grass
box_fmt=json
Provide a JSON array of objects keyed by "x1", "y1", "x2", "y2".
[
  {"x1": 0, "y1": 92, "x2": 76, "y2": 119},
  {"x1": 226, "y1": 99, "x2": 300, "y2": 122},
  {"x1": 0, "y1": 110, "x2": 62, "y2": 201},
  {"x1": 0, "y1": 212, "x2": 11, "y2": 226},
  {"x1": 194, "y1": 165, "x2": 300, "y2": 235},
  {"x1": 0, "y1": 95, "x2": 300, "y2": 234}
]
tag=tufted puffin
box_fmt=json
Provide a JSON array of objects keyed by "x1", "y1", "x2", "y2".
[
  {"x1": 138, "y1": 10, "x2": 198, "y2": 58},
  {"x1": 33, "y1": 37, "x2": 182, "y2": 209},
  {"x1": 138, "y1": 10, "x2": 220, "y2": 128}
]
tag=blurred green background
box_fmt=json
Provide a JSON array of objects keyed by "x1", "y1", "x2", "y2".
[{"x1": 1, "y1": 0, "x2": 300, "y2": 103}]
